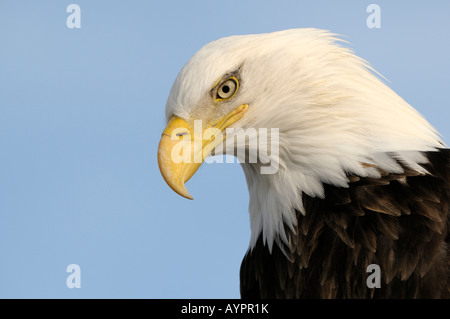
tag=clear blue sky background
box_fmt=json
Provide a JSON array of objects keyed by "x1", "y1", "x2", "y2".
[{"x1": 0, "y1": 1, "x2": 449, "y2": 298}]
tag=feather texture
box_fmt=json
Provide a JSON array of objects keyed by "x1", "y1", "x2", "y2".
[{"x1": 240, "y1": 150, "x2": 450, "y2": 298}]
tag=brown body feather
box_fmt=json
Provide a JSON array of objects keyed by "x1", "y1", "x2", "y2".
[{"x1": 240, "y1": 149, "x2": 450, "y2": 298}]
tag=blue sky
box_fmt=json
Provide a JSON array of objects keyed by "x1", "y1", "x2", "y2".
[{"x1": 0, "y1": 1, "x2": 449, "y2": 298}]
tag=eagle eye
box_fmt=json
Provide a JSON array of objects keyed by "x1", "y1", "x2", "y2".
[{"x1": 216, "y1": 77, "x2": 238, "y2": 101}]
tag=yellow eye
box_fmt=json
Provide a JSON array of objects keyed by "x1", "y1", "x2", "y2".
[{"x1": 216, "y1": 77, "x2": 238, "y2": 101}]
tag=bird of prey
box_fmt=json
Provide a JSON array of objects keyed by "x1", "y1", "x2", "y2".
[{"x1": 157, "y1": 29, "x2": 449, "y2": 298}]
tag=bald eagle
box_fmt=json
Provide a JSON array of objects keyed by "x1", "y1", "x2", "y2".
[{"x1": 157, "y1": 29, "x2": 449, "y2": 298}]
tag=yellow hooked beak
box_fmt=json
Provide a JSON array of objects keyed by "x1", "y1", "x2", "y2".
[{"x1": 157, "y1": 104, "x2": 248, "y2": 199}]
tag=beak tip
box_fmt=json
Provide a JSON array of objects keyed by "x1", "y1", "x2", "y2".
[{"x1": 175, "y1": 184, "x2": 194, "y2": 200}]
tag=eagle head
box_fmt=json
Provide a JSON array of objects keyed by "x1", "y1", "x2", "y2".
[{"x1": 158, "y1": 29, "x2": 443, "y2": 251}]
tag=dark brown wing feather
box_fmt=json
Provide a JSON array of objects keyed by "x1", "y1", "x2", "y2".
[{"x1": 240, "y1": 149, "x2": 450, "y2": 298}]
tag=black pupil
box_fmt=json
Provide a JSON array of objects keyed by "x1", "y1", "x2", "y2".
[{"x1": 222, "y1": 85, "x2": 230, "y2": 94}]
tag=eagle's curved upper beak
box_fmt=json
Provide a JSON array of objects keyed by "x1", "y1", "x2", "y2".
[{"x1": 157, "y1": 104, "x2": 248, "y2": 199}]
